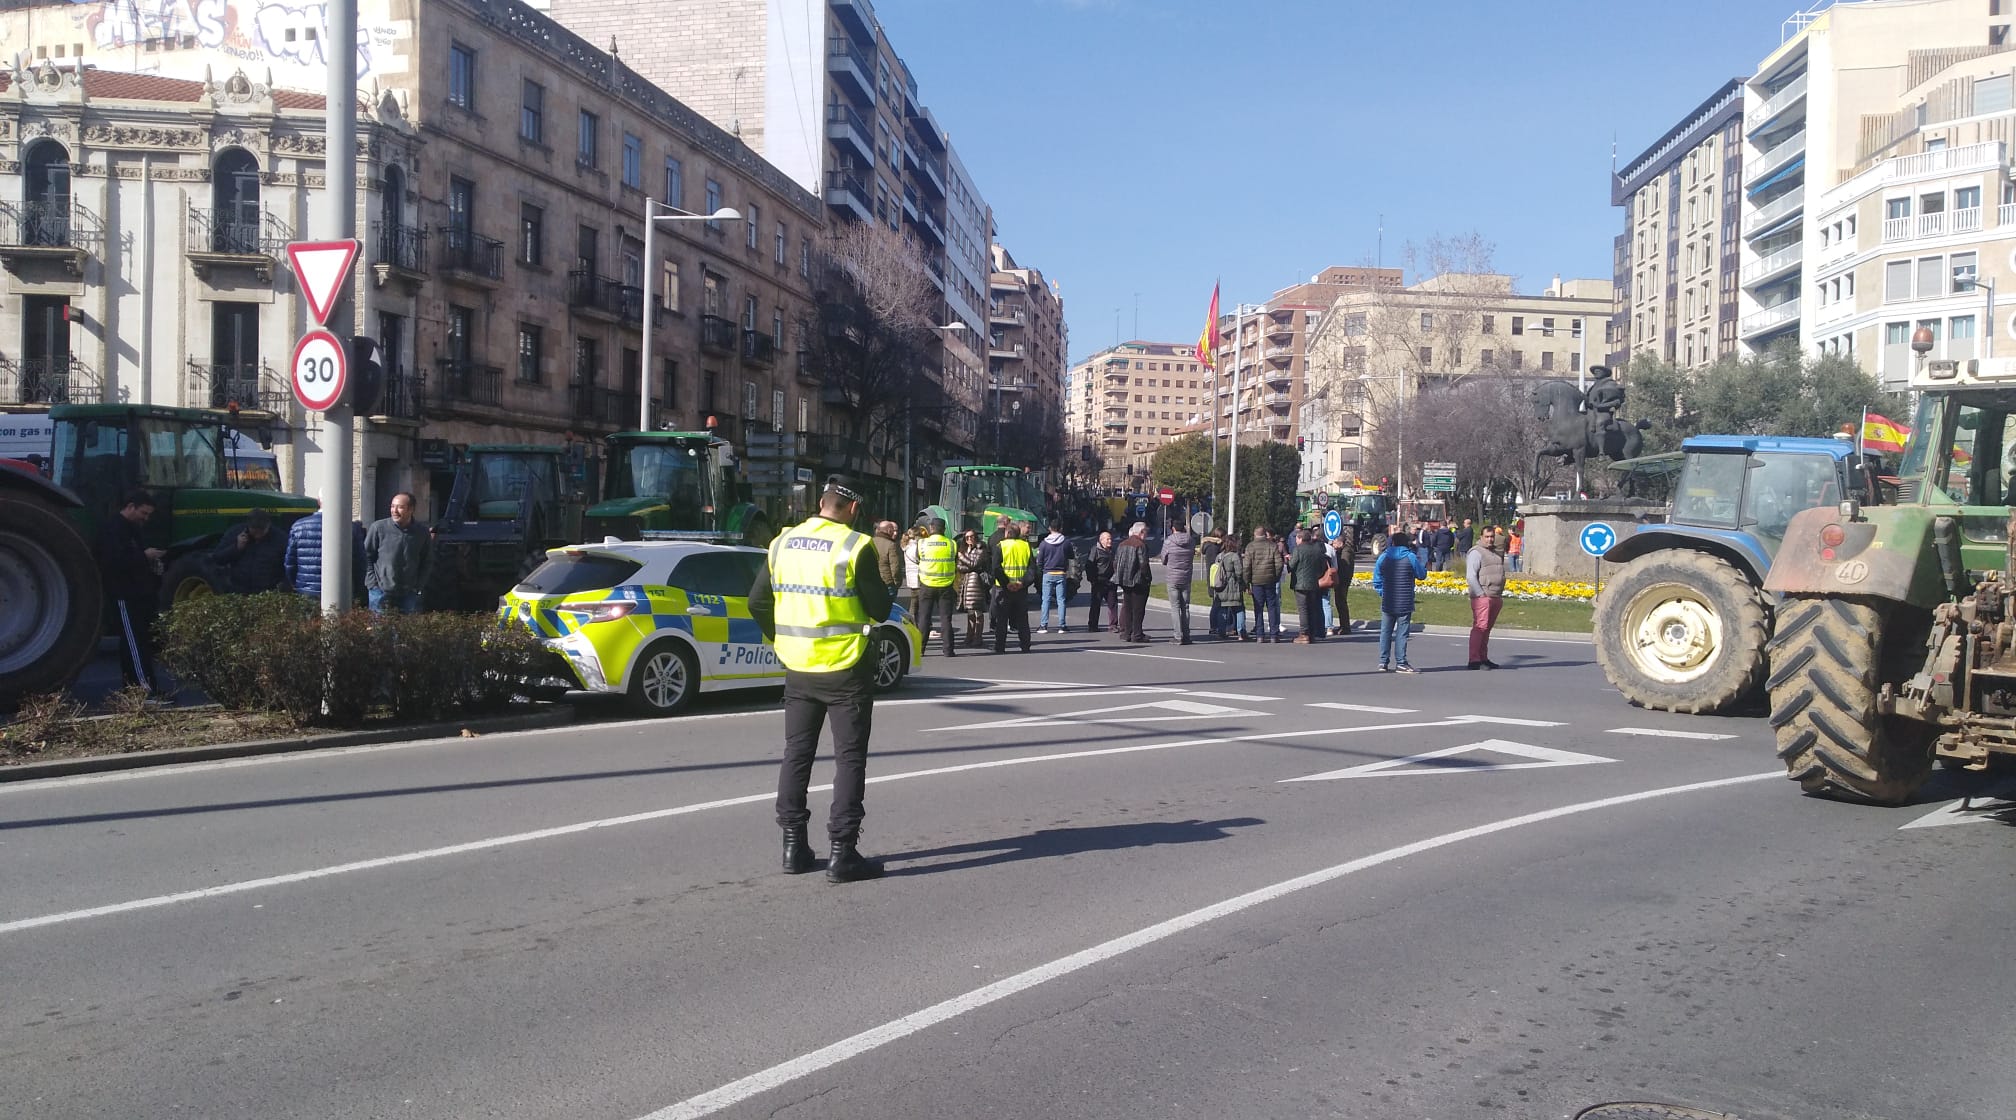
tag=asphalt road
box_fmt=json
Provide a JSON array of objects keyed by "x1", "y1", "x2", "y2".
[{"x1": 4, "y1": 605, "x2": 2013, "y2": 1120}]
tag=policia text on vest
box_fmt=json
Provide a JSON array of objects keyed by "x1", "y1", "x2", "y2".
[
  {"x1": 747, "y1": 479, "x2": 894, "y2": 883},
  {"x1": 914, "y1": 518, "x2": 958, "y2": 658}
]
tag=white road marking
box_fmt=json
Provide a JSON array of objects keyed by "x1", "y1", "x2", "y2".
[
  {"x1": 0, "y1": 717, "x2": 1480, "y2": 935},
  {"x1": 1899, "y1": 797, "x2": 2016, "y2": 829},
  {"x1": 1184, "y1": 691, "x2": 1282, "y2": 702},
  {"x1": 1281, "y1": 738, "x2": 1617, "y2": 782},
  {"x1": 1452, "y1": 714, "x2": 1567, "y2": 727},
  {"x1": 1309, "y1": 702, "x2": 1418, "y2": 715},
  {"x1": 926, "y1": 698, "x2": 1265, "y2": 733},
  {"x1": 1606, "y1": 727, "x2": 1739, "y2": 741},
  {"x1": 1080, "y1": 649, "x2": 1224, "y2": 664},
  {"x1": 634, "y1": 770, "x2": 1781, "y2": 1120}
]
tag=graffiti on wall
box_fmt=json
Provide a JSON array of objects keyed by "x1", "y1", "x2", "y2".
[{"x1": 28, "y1": 0, "x2": 389, "y2": 79}]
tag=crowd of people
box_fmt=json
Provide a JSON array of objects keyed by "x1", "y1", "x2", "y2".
[{"x1": 875, "y1": 509, "x2": 1522, "y2": 674}]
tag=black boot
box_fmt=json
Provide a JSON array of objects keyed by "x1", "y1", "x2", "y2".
[
  {"x1": 826, "y1": 834, "x2": 884, "y2": 883},
  {"x1": 781, "y1": 825, "x2": 815, "y2": 874}
]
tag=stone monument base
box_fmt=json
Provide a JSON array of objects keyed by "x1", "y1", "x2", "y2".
[{"x1": 1520, "y1": 498, "x2": 1666, "y2": 580}]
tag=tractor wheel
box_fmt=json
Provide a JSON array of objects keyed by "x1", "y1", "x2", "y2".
[
  {"x1": 1766, "y1": 596, "x2": 1934, "y2": 805},
  {"x1": 0, "y1": 491, "x2": 104, "y2": 705},
  {"x1": 160, "y1": 553, "x2": 224, "y2": 605},
  {"x1": 1592, "y1": 550, "x2": 1768, "y2": 715}
]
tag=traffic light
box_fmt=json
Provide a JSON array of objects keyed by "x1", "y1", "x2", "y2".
[
  {"x1": 1296, "y1": 436, "x2": 1306, "y2": 451},
  {"x1": 350, "y1": 335, "x2": 383, "y2": 414}
]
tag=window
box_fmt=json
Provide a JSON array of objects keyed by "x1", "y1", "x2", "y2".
[
  {"x1": 1952, "y1": 315, "x2": 1978, "y2": 340},
  {"x1": 1886, "y1": 260, "x2": 1912, "y2": 301},
  {"x1": 1571, "y1": 352, "x2": 1582, "y2": 372},
  {"x1": 1886, "y1": 196, "x2": 1912, "y2": 220},
  {"x1": 774, "y1": 222, "x2": 786, "y2": 265},
  {"x1": 516, "y1": 324, "x2": 542, "y2": 384},
  {"x1": 577, "y1": 110, "x2": 598, "y2": 167},
  {"x1": 800, "y1": 238, "x2": 811, "y2": 278},
  {"x1": 743, "y1": 295, "x2": 759, "y2": 331},
  {"x1": 1541, "y1": 317, "x2": 1556, "y2": 337},
  {"x1": 1343, "y1": 312, "x2": 1366, "y2": 336},
  {"x1": 448, "y1": 43, "x2": 475, "y2": 110},
  {"x1": 1541, "y1": 351, "x2": 1555, "y2": 370},
  {"x1": 704, "y1": 180, "x2": 723, "y2": 230},
  {"x1": 663, "y1": 358, "x2": 679, "y2": 406},
  {"x1": 1917, "y1": 256, "x2": 1944, "y2": 298},
  {"x1": 742, "y1": 379, "x2": 759, "y2": 419},
  {"x1": 702, "y1": 370, "x2": 717, "y2": 411},
  {"x1": 772, "y1": 311, "x2": 784, "y2": 346},
  {"x1": 1481, "y1": 314, "x2": 1495, "y2": 334},
  {"x1": 773, "y1": 388, "x2": 785, "y2": 424},
  {"x1": 661, "y1": 259, "x2": 680, "y2": 311},
  {"x1": 1571, "y1": 317, "x2": 1584, "y2": 338},
  {"x1": 746, "y1": 205, "x2": 759, "y2": 250},
  {"x1": 1977, "y1": 73, "x2": 2014, "y2": 115},
  {"x1": 1885, "y1": 321, "x2": 1910, "y2": 347},
  {"x1": 1953, "y1": 251, "x2": 1979, "y2": 291},
  {"x1": 1510, "y1": 316, "x2": 1525, "y2": 335},
  {"x1": 663, "y1": 158, "x2": 683, "y2": 209},
  {"x1": 1480, "y1": 348, "x2": 1494, "y2": 366},
  {"x1": 1956, "y1": 185, "x2": 1982, "y2": 212},
  {"x1": 520, "y1": 80, "x2": 544, "y2": 143},
  {"x1": 1509, "y1": 351, "x2": 1523, "y2": 370},
  {"x1": 1420, "y1": 312, "x2": 1434, "y2": 330},
  {"x1": 447, "y1": 177, "x2": 474, "y2": 240},
  {"x1": 621, "y1": 133, "x2": 642, "y2": 188},
  {"x1": 519, "y1": 203, "x2": 543, "y2": 265},
  {"x1": 1417, "y1": 346, "x2": 1433, "y2": 365}
]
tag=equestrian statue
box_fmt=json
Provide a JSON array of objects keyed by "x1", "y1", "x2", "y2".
[{"x1": 1533, "y1": 365, "x2": 1650, "y2": 483}]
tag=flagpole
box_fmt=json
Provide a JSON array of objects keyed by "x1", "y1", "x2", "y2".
[
  {"x1": 1859, "y1": 407, "x2": 1868, "y2": 456},
  {"x1": 1228, "y1": 304, "x2": 1245, "y2": 538}
]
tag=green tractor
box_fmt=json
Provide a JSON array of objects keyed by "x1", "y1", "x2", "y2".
[
  {"x1": 923, "y1": 465, "x2": 1043, "y2": 537},
  {"x1": 583, "y1": 431, "x2": 772, "y2": 546},
  {"x1": 1766, "y1": 360, "x2": 2016, "y2": 803},
  {"x1": 0, "y1": 404, "x2": 316, "y2": 705},
  {"x1": 427, "y1": 444, "x2": 587, "y2": 611}
]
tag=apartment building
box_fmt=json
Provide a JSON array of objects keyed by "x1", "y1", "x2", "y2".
[
  {"x1": 1067, "y1": 341, "x2": 1210, "y2": 486},
  {"x1": 1298, "y1": 276, "x2": 1614, "y2": 494},
  {"x1": 0, "y1": 0, "x2": 828, "y2": 520},
  {"x1": 1611, "y1": 79, "x2": 1747, "y2": 370},
  {"x1": 1737, "y1": 0, "x2": 2001, "y2": 356},
  {"x1": 536, "y1": 0, "x2": 993, "y2": 462},
  {"x1": 986, "y1": 243, "x2": 1066, "y2": 466},
  {"x1": 1211, "y1": 267, "x2": 1402, "y2": 450},
  {"x1": 1807, "y1": 36, "x2": 2016, "y2": 384}
]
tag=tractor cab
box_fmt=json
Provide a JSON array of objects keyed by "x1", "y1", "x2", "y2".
[
  {"x1": 926, "y1": 465, "x2": 1042, "y2": 536},
  {"x1": 586, "y1": 431, "x2": 772, "y2": 546}
]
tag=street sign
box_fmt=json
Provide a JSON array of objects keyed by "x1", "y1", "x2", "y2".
[
  {"x1": 1158, "y1": 486, "x2": 1175, "y2": 506},
  {"x1": 1189, "y1": 511, "x2": 1213, "y2": 536},
  {"x1": 290, "y1": 329, "x2": 347, "y2": 412},
  {"x1": 1421, "y1": 460, "x2": 1457, "y2": 494},
  {"x1": 1580, "y1": 521, "x2": 1618, "y2": 558},
  {"x1": 1323, "y1": 509, "x2": 1343, "y2": 540},
  {"x1": 285, "y1": 239, "x2": 360, "y2": 326}
]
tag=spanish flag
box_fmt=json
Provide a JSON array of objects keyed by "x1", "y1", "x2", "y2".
[
  {"x1": 1197, "y1": 282, "x2": 1220, "y2": 369},
  {"x1": 1862, "y1": 413, "x2": 1908, "y2": 454}
]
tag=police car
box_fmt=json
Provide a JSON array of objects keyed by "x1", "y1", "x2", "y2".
[{"x1": 502, "y1": 540, "x2": 921, "y2": 716}]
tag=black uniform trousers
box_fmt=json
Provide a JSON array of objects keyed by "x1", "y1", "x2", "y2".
[
  {"x1": 916, "y1": 584, "x2": 956, "y2": 655},
  {"x1": 992, "y1": 583, "x2": 1032, "y2": 652},
  {"x1": 776, "y1": 657, "x2": 876, "y2": 841}
]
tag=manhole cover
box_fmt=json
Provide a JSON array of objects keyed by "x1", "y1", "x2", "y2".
[{"x1": 1577, "y1": 1106, "x2": 1745, "y2": 1120}]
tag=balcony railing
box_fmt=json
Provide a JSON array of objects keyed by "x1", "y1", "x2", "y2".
[
  {"x1": 1745, "y1": 72, "x2": 1807, "y2": 130},
  {"x1": 2001, "y1": 202, "x2": 2016, "y2": 227},
  {"x1": 826, "y1": 37, "x2": 875, "y2": 103},
  {"x1": 1744, "y1": 129, "x2": 1806, "y2": 185},
  {"x1": 1264, "y1": 344, "x2": 1293, "y2": 361},
  {"x1": 373, "y1": 222, "x2": 427, "y2": 274},
  {"x1": 1, "y1": 355, "x2": 97, "y2": 405},
  {"x1": 570, "y1": 383, "x2": 629, "y2": 427},
  {"x1": 439, "y1": 227, "x2": 504, "y2": 280},
  {"x1": 370, "y1": 368, "x2": 424, "y2": 421},
  {"x1": 0, "y1": 199, "x2": 104, "y2": 253},
  {"x1": 741, "y1": 330, "x2": 777, "y2": 365},
  {"x1": 1955, "y1": 206, "x2": 1984, "y2": 234},
  {"x1": 1741, "y1": 242, "x2": 1804, "y2": 286},
  {"x1": 433, "y1": 359, "x2": 502, "y2": 407},
  {"x1": 189, "y1": 360, "x2": 285, "y2": 411},
  {"x1": 568, "y1": 269, "x2": 643, "y2": 323},
  {"x1": 1743, "y1": 186, "x2": 1804, "y2": 236},
  {"x1": 823, "y1": 170, "x2": 871, "y2": 221},
  {"x1": 990, "y1": 305, "x2": 1027, "y2": 325},
  {"x1": 1739, "y1": 297, "x2": 1802, "y2": 337},
  {"x1": 187, "y1": 206, "x2": 288, "y2": 257},
  {"x1": 699, "y1": 314, "x2": 739, "y2": 355}
]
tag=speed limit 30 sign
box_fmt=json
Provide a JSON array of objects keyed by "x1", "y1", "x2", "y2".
[{"x1": 291, "y1": 329, "x2": 348, "y2": 412}]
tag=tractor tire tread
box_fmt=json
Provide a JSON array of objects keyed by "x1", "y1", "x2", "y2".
[{"x1": 1765, "y1": 596, "x2": 1932, "y2": 805}]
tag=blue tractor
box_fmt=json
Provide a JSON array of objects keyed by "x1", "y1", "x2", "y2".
[{"x1": 1592, "y1": 435, "x2": 1883, "y2": 714}]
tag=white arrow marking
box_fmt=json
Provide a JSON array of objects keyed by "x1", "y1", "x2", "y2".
[
  {"x1": 1450, "y1": 714, "x2": 1567, "y2": 728},
  {"x1": 1281, "y1": 739, "x2": 1616, "y2": 782},
  {"x1": 1606, "y1": 727, "x2": 1739, "y2": 741},
  {"x1": 924, "y1": 698, "x2": 1265, "y2": 733},
  {"x1": 1309, "y1": 702, "x2": 1418, "y2": 715},
  {"x1": 1899, "y1": 797, "x2": 2016, "y2": 829},
  {"x1": 1186, "y1": 690, "x2": 1283, "y2": 702}
]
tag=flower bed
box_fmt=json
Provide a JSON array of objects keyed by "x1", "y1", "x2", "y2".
[{"x1": 1349, "y1": 570, "x2": 1595, "y2": 602}]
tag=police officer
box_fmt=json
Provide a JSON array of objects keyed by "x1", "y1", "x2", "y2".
[
  {"x1": 747, "y1": 475, "x2": 894, "y2": 883},
  {"x1": 990, "y1": 521, "x2": 1034, "y2": 653},
  {"x1": 914, "y1": 517, "x2": 958, "y2": 657}
]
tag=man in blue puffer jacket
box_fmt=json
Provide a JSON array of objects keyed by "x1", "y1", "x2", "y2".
[
  {"x1": 284, "y1": 512, "x2": 368, "y2": 602},
  {"x1": 1371, "y1": 528, "x2": 1426, "y2": 674}
]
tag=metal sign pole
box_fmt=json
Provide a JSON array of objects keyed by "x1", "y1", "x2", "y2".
[{"x1": 320, "y1": 0, "x2": 357, "y2": 615}]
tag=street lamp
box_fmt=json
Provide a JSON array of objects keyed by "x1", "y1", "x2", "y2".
[{"x1": 638, "y1": 199, "x2": 740, "y2": 431}]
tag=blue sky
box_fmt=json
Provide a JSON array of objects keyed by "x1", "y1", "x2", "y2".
[{"x1": 880, "y1": 0, "x2": 1805, "y2": 360}]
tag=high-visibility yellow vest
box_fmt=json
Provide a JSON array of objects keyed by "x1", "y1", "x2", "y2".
[
  {"x1": 917, "y1": 533, "x2": 957, "y2": 588},
  {"x1": 998, "y1": 537, "x2": 1033, "y2": 583},
  {"x1": 767, "y1": 516, "x2": 872, "y2": 672}
]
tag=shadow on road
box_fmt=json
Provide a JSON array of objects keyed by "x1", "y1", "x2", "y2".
[{"x1": 885, "y1": 816, "x2": 1265, "y2": 877}]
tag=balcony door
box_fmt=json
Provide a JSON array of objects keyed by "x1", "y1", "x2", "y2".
[
  {"x1": 21, "y1": 295, "x2": 69, "y2": 401},
  {"x1": 23, "y1": 141, "x2": 70, "y2": 246},
  {"x1": 213, "y1": 150, "x2": 260, "y2": 252},
  {"x1": 210, "y1": 302, "x2": 260, "y2": 408}
]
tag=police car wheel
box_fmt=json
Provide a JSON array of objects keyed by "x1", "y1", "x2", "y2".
[
  {"x1": 870, "y1": 629, "x2": 908, "y2": 692},
  {"x1": 627, "y1": 640, "x2": 699, "y2": 716}
]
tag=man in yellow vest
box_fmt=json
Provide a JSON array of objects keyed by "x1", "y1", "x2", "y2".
[
  {"x1": 747, "y1": 475, "x2": 894, "y2": 882},
  {"x1": 914, "y1": 517, "x2": 958, "y2": 657},
  {"x1": 989, "y1": 521, "x2": 1035, "y2": 653}
]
